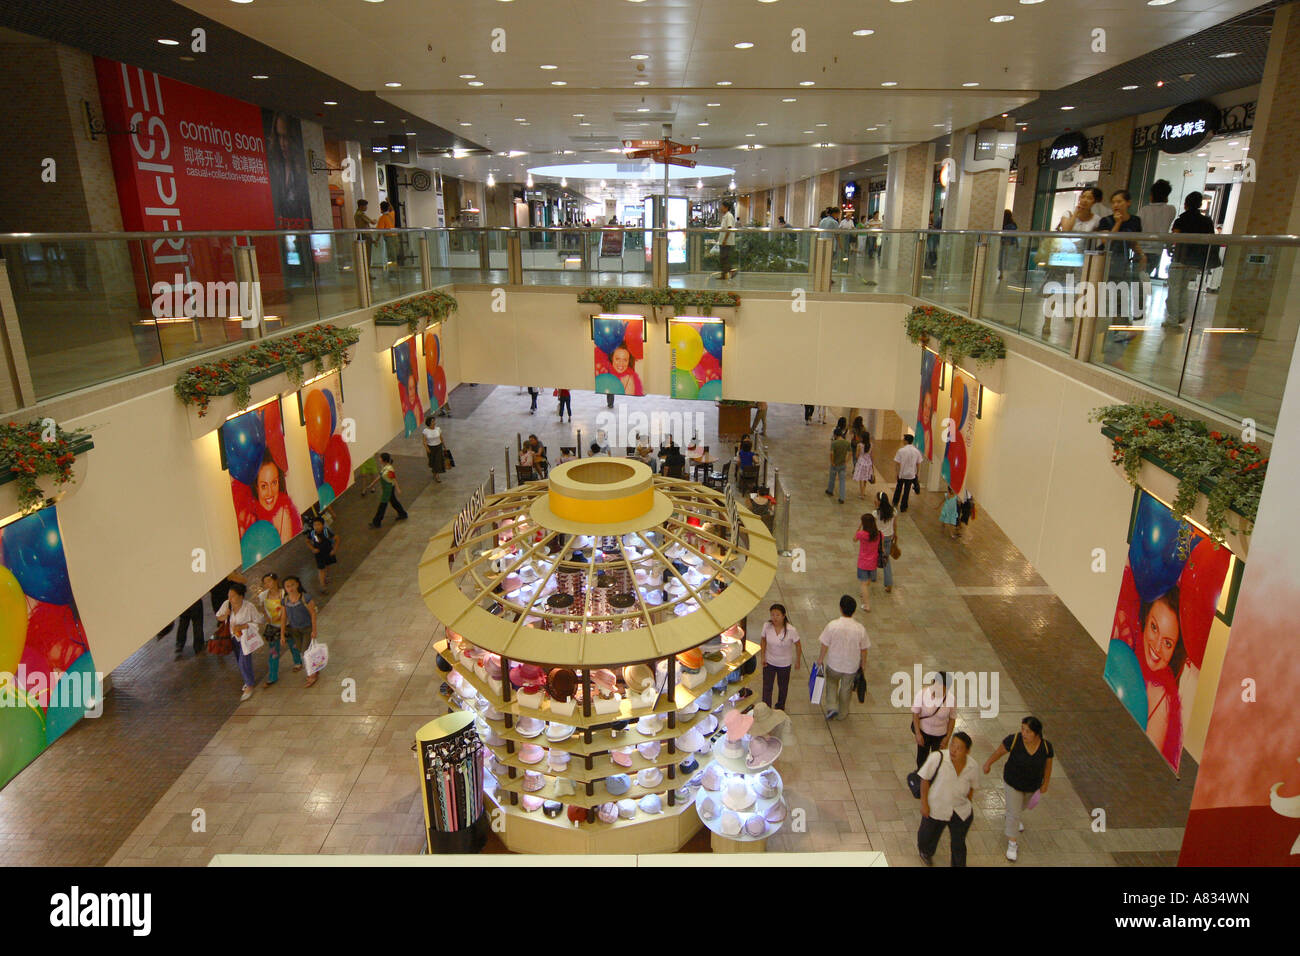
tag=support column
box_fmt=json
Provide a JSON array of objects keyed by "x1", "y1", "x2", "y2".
[{"x1": 885, "y1": 142, "x2": 935, "y2": 281}]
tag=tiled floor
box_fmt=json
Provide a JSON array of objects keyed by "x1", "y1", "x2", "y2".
[{"x1": 0, "y1": 390, "x2": 1195, "y2": 865}]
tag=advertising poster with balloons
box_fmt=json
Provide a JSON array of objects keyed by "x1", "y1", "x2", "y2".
[
  {"x1": 424, "y1": 327, "x2": 448, "y2": 412},
  {"x1": 593, "y1": 316, "x2": 645, "y2": 397},
  {"x1": 302, "y1": 373, "x2": 352, "y2": 511},
  {"x1": 1103, "y1": 491, "x2": 1233, "y2": 775},
  {"x1": 392, "y1": 337, "x2": 424, "y2": 438},
  {"x1": 941, "y1": 370, "x2": 974, "y2": 495},
  {"x1": 221, "y1": 398, "x2": 303, "y2": 570},
  {"x1": 916, "y1": 350, "x2": 943, "y2": 461},
  {"x1": 0, "y1": 507, "x2": 96, "y2": 791},
  {"x1": 668, "y1": 320, "x2": 724, "y2": 401}
]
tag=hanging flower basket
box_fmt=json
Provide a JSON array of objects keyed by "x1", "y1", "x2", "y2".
[
  {"x1": 577, "y1": 288, "x2": 740, "y2": 316},
  {"x1": 0, "y1": 422, "x2": 93, "y2": 516},
  {"x1": 374, "y1": 290, "x2": 459, "y2": 334},
  {"x1": 905, "y1": 306, "x2": 1005, "y2": 367}
]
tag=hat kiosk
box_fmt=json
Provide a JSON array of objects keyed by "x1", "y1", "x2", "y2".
[{"x1": 419, "y1": 458, "x2": 777, "y2": 854}]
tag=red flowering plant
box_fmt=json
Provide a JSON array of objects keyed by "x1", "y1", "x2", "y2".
[
  {"x1": 1091, "y1": 402, "x2": 1267, "y2": 552},
  {"x1": 577, "y1": 288, "x2": 741, "y2": 315},
  {"x1": 904, "y1": 306, "x2": 1006, "y2": 367},
  {"x1": 0, "y1": 421, "x2": 89, "y2": 514},
  {"x1": 374, "y1": 290, "x2": 459, "y2": 334},
  {"x1": 174, "y1": 323, "x2": 361, "y2": 416}
]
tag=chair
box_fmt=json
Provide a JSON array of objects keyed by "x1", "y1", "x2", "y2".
[
  {"x1": 516, "y1": 465, "x2": 538, "y2": 484},
  {"x1": 738, "y1": 465, "x2": 760, "y2": 494},
  {"x1": 663, "y1": 460, "x2": 686, "y2": 479},
  {"x1": 706, "y1": 471, "x2": 727, "y2": 491},
  {"x1": 691, "y1": 461, "x2": 710, "y2": 483}
]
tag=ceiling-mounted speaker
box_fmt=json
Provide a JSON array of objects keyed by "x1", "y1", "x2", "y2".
[{"x1": 411, "y1": 169, "x2": 432, "y2": 191}]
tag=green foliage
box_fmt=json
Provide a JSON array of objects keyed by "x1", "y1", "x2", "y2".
[
  {"x1": 0, "y1": 421, "x2": 89, "y2": 514},
  {"x1": 374, "y1": 290, "x2": 459, "y2": 334},
  {"x1": 577, "y1": 288, "x2": 741, "y2": 314},
  {"x1": 905, "y1": 306, "x2": 1006, "y2": 367}
]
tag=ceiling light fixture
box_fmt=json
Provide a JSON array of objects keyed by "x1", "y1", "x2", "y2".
[
  {"x1": 962, "y1": 81, "x2": 980, "y2": 87},
  {"x1": 1122, "y1": 84, "x2": 1139, "y2": 90},
  {"x1": 634, "y1": 80, "x2": 650, "y2": 86},
  {"x1": 560, "y1": 177, "x2": 567, "y2": 187},
  {"x1": 734, "y1": 42, "x2": 754, "y2": 49},
  {"x1": 373, "y1": 119, "x2": 385, "y2": 124},
  {"x1": 1147, "y1": 0, "x2": 1177, "y2": 5},
  {"x1": 1213, "y1": 51, "x2": 1240, "y2": 58},
  {"x1": 757, "y1": 122, "x2": 769, "y2": 126},
  {"x1": 460, "y1": 121, "x2": 472, "y2": 126},
  {"x1": 852, "y1": 29, "x2": 875, "y2": 36},
  {"x1": 1060, "y1": 105, "x2": 1075, "y2": 110},
  {"x1": 157, "y1": 38, "x2": 180, "y2": 46},
  {"x1": 698, "y1": 121, "x2": 710, "y2": 126},
  {"x1": 799, "y1": 80, "x2": 815, "y2": 86},
  {"x1": 551, "y1": 80, "x2": 567, "y2": 86},
  {"x1": 324, "y1": 100, "x2": 338, "y2": 105},
  {"x1": 881, "y1": 81, "x2": 897, "y2": 87},
  {"x1": 385, "y1": 81, "x2": 402, "y2": 87},
  {"x1": 716, "y1": 80, "x2": 733, "y2": 86},
  {"x1": 459, "y1": 74, "x2": 476, "y2": 79},
  {"x1": 630, "y1": 53, "x2": 650, "y2": 60},
  {"x1": 989, "y1": 15, "x2": 1015, "y2": 23},
  {"x1": 468, "y1": 80, "x2": 484, "y2": 86},
  {"x1": 252, "y1": 74, "x2": 269, "y2": 79}
]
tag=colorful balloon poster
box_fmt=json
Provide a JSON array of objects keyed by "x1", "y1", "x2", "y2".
[
  {"x1": 424, "y1": 327, "x2": 448, "y2": 412},
  {"x1": 916, "y1": 350, "x2": 943, "y2": 461},
  {"x1": 940, "y1": 371, "x2": 974, "y2": 495},
  {"x1": 392, "y1": 337, "x2": 424, "y2": 438},
  {"x1": 301, "y1": 372, "x2": 352, "y2": 512},
  {"x1": 669, "y1": 320, "x2": 723, "y2": 401},
  {"x1": 0, "y1": 506, "x2": 97, "y2": 791},
  {"x1": 593, "y1": 316, "x2": 645, "y2": 397},
  {"x1": 220, "y1": 398, "x2": 303, "y2": 570},
  {"x1": 1104, "y1": 492, "x2": 1233, "y2": 775}
]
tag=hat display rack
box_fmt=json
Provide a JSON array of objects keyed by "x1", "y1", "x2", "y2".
[
  {"x1": 420, "y1": 459, "x2": 778, "y2": 854},
  {"x1": 692, "y1": 707, "x2": 789, "y2": 851}
]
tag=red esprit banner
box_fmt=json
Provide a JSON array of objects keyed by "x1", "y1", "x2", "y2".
[{"x1": 94, "y1": 57, "x2": 290, "y2": 316}]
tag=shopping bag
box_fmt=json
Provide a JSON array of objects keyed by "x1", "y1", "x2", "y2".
[
  {"x1": 853, "y1": 667, "x2": 866, "y2": 703},
  {"x1": 809, "y1": 663, "x2": 826, "y2": 705},
  {"x1": 1026, "y1": 789, "x2": 1042, "y2": 811},
  {"x1": 238, "y1": 622, "x2": 265, "y2": 656},
  {"x1": 303, "y1": 640, "x2": 329, "y2": 676}
]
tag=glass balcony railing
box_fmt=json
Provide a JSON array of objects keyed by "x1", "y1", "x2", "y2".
[{"x1": 1, "y1": 226, "x2": 1294, "y2": 434}]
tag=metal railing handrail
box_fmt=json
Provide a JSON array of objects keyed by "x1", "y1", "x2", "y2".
[{"x1": 0, "y1": 226, "x2": 1291, "y2": 246}]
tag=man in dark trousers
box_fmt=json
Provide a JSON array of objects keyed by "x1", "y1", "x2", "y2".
[
  {"x1": 367, "y1": 452, "x2": 410, "y2": 528},
  {"x1": 174, "y1": 597, "x2": 206, "y2": 660}
]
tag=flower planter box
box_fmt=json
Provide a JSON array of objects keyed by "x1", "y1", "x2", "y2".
[
  {"x1": 0, "y1": 437, "x2": 93, "y2": 516},
  {"x1": 1100, "y1": 425, "x2": 1252, "y2": 559},
  {"x1": 183, "y1": 349, "x2": 353, "y2": 440},
  {"x1": 718, "y1": 402, "x2": 754, "y2": 439},
  {"x1": 373, "y1": 319, "x2": 424, "y2": 354},
  {"x1": 966, "y1": 357, "x2": 1005, "y2": 394}
]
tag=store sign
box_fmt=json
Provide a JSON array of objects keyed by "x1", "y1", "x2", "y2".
[
  {"x1": 843, "y1": 181, "x2": 858, "y2": 199},
  {"x1": 1135, "y1": 101, "x2": 1250, "y2": 151},
  {"x1": 1045, "y1": 131, "x2": 1087, "y2": 171},
  {"x1": 1154, "y1": 101, "x2": 1219, "y2": 154}
]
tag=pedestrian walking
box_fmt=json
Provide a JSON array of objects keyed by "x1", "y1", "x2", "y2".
[
  {"x1": 527, "y1": 386, "x2": 539, "y2": 414},
  {"x1": 815, "y1": 595, "x2": 869, "y2": 720},
  {"x1": 940, "y1": 486, "x2": 961, "y2": 538},
  {"x1": 892, "y1": 433, "x2": 924, "y2": 512},
  {"x1": 305, "y1": 516, "x2": 340, "y2": 592},
  {"x1": 367, "y1": 452, "x2": 410, "y2": 527},
  {"x1": 282, "y1": 575, "x2": 322, "y2": 688},
  {"x1": 852, "y1": 429, "x2": 875, "y2": 498},
  {"x1": 912, "y1": 671, "x2": 956, "y2": 768},
  {"x1": 174, "y1": 597, "x2": 206, "y2": 660},
  {"x1": 917, "y1": 731, "x2": 979, "y2": 867},
  {"x1": 854, "y1": 514, "x2": 882, "y2": 612},
  {"x1": 760, "y1": 603, "x2": 801, "y2": 711},
  {"x1": 873, "y1": 492, "x2": 897, "y2": 593},
  {"x1": 983, "y1": 716, "x2": 1054, "y2": 862},
  {"x1": 258, "y1": 572, "x2": 302, "y2": 686},
  {"x1": 422, "y1": 414, "x2": 447, "y2": 483},
  {"x1": 215, "y1": 581, "x2": 265, "y2": 702},
  {"x1": 825, "y1": 428, "x2": 852, "y2": 504}
]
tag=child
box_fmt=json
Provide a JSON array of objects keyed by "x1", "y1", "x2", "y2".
[{"x1": 940, "y1": 487, "x2": 961, "y2": 539}]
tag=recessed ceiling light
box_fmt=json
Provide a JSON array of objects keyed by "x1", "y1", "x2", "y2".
[
  {"x1": 734, "y1": 42, "x2": 754, "y2": 49},
  {"x1": 889, "y1": 0, "x2": 912, "y2": 3},
  {"x1": 1147, "y1": 0, "x2": 1176, "y2": 5},
  {"x1": 468, "y1": 80, "x2": 484, "y2": 86},
  {"x1": 691, "y1": 135, "x2": 701, "y2": 140},
  {"x1": 363, "y1": 0, "x2": 383, "y2": 3},
  {"x1": 881, "y1": 81, "x2": 898, "y2": 87},
  {"x1": 1214, "y1": 51, "x2": 1240, "y2": 58},
  {"x1": 551, "y1": 80, "x2": 567, "y2": 86},
  {"x1": 852, "y1": 29, "x2": 875, "y2": 36},
  {"x1": 158, "y1": 38, "x2": 180, "y2": 46},
  {"x1": 540, "y1": 64, "x2": 558, "y2": 70},
  {"x1": 815, "y1": 122, "x2": 828, "y2": 127},
  {"x1": 933, "y1": 123, "x2": 946, "y2": 127},
  {"x1": 515, "y1": 117, "x2": 527, "y2": 121},
  {"x1": 252, "y1": 74, "x2": 269, "y2": 79},
  {"x1": 962, "y1": 82, "x2": 980, "y2": 87},
  {"x1": 866, "y1": 126, "x2": 878, "y2": 131},
  {"x1": 373, "y1": 120, "x2": 385, "y2": 124},
  {"x1": 1060, "y1": 105, "x2": 1075, "y2": 110},
  {"x1": 579, "y1": 121, "x2": 590, "y2": 126},
  {"x1": 1122, "y1": 84, "x2": 1139, "y2": 90},
  {"x1": 634, "y1": 80, "x2": 650, "y2": 86},
  {"x1": 385, "y1": 81, "x2": 402, "y2": 87},
  {"x1": 707, "y1": 102, "x2": 721, "y2": 107},
  {"x1": 802, "y1": 129, "x2": 814, "y2": 134},
  {"x1": 716, "y1": 81, "x2": 733, "y2": 86},
  {"x1": 1197, "y1": 152, "x2": 1207, "y2": 157},
  {"x1": 799, "y1": 80, "x2": 815, "y2": 86},
  {"x1": 1019, "y1": 0, "x2": 1044, "y2": 4},
  {"x1": 698, "y1": 121, "x2": 710, "y2": 126},
  {"x1": 630, "y1": 53, "x2": 650, "y2": 60},
  {"x1": 990, "y1": 15, "x2": 1015, "y2": 23},
  {"x1": 781, "y1": 97, "x2": 796, "y2": 103},
  {"x1": 230, "y1": 0, "x2": 255, "y2": 4},
  {"x1": 636, "y1": 107, "x2": 650, "y2": 112},
  {"x1": 757, "y1": 122, "x2": 769, "y2": 126},
  {"x1": 323, "y1": 100, "x2": 338, "y2": 105},
  {"x1": 459, "y1": 122, "x2": 472, "y2": 126},
  {"x1": 745, "y1": 133, "x2": 756, "y2": 137},
  {"x1": 459, "y1": 74, "x2": 476, "y2": 79}
]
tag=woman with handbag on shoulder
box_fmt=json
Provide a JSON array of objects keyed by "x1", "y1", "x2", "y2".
[
  {"x1": 215, "y1": 582, "x2": 266, "y2": 702},
  {"x1": 282, "y1": 576, "x2": 324, "y2": 689},
  {"x1": 872, "y1": 492, "x2": 898, "y2": 593},
  {"x1": 911, "y1": 671, "x2": 955, "y2": 768}
]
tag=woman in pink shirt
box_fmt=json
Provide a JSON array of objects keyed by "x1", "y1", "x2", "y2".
[{"x1": 854, "y1": 514, "x2": 882, "y2": 613}]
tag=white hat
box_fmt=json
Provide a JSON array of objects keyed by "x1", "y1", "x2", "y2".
[
  {"x1": 701, "y1": 764, "x2": 726, "y2": 791},
  {"x1": 676, "y1": 700, "x2": 700, "y2": 721},
  {"x1": 636, "y1": 714, "x2": 666, "y2": 736},
  {"x1": 638, "y1": 793, "x2": 663, "y2": 815},
  {"x1": 755, "y1": 770, "x2": 780, "y2": 800},
  {"x1": 699, "y1": 796, "x2": 720, "y2": 821},
  {"x1": 617, "y1": 799, "x2": 638, "y2": 819},
  {"x1": 675, "y1": 726, "x2": 706, "y2": 753},
  {"x1": 516, "y1": 717, "x2": 546, "y2": 738},
  {"x1": 719, "y1": 810, "x2": 742, "y2": 836},
  {"x1": 723, "y1": 778, "x2": 755, "y2": 811},
  {"x1": 547, "y1": 749, "x2": 571, "y2": 771},
  {"x1": 636, "y1": 740, "x2": 662, "y2": 761},
  {"x1": 743, "y1": 814, "x2": 767, "y2": 838},
  {"x1": 637, "y1": 767, "x2": 664, "y2": 788}
]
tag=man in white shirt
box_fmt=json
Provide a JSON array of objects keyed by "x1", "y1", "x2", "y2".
[
  {"x1": 892, "y1": 432, "x2": 925, "y2": 512},
  {"x1": 837, "y1": 211, "x2": 854, "y2": 260},
  {"x1": 918, "y1": 730, "x2": 979, "y2": 866},
  {"x1": 717, "y1": 200, "x2": 737, "y2": 279},
  {"x1": 817, "y1": 208, "x2": 840, "y2": 231},
  {"x1": 816, "y1": 595, "x2": 870, "y2": 720}
]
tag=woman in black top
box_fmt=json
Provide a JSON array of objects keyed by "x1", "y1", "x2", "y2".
[
  {"x1": 1097, "y1": 190, "x2": 1147, "y2": 340},
  {"x1": 983, "y1": 715, "x2": 1054, "y2": 862}
]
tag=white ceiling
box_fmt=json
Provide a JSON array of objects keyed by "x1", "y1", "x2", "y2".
[{"x1": 178, "y1": 0, "x2": 1263, "y2": 192}]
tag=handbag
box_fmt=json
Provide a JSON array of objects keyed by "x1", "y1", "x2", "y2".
[
  {"x1": 445, "y1": 448, "x2": 456, "y2": 468},
  {"x1": 852, "y1": 667, "x2": 866, "y2": 703},
  {"x1": 303, "y1": 639, "x2": 329, "y2": 676},
  {"x1": 907, "y1": 751, "x2": 943, "y2": 800},
  {"x1": 891, "y1": 538, "x2": 901, "y2": 560},
  {"x1": 809, "y1": 663, "x2": 826, "y2": 705},
  {"x1": 238, "y1": 622, "x2": 265, "y2": 656},
  {"x1": 206, "y1": 621, "x2": 233, "y2": 656}
]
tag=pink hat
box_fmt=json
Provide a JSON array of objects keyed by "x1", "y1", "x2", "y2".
[
  {"x1": 745, "y1": 735, "x2": 783, "y2": 770},
  {"x1": 719, "y1": 810, "x2": 742, "y2": 836},
  {"x1": 763, "y1": 799, "x2": 788, "y2": 824},
  {"x1": 755, "y1": 770, "x2": 780, "y2": 800},
  {"x1": 723, "y1": 709, "x2": 754, "y2": 742},
  {"x1": 636, "y1": 740, "x2": 662, "y2": 761},
  {"x1": 743, "y1": 814, "x2": 767, "y2": 837},
  {"x1": 701, "y1": 763, "x2": 726, "y2": 791},
  {"x1": 597, "y1": 802, "x2": 619, "y2": 824},
  {"x1": 484, "y1": 656, "x2": 503, "y2": 680},
  {"x1": 518, "y1": 744, "x2": 545, "y2": 764},
  {"x1": 611, "y1": 748, "x2": 634, "y2": 768},
  {"x1": 510, "y1": 662, "x2": 547, "y2": 687},
  {"x1": 591, "y1": 669, "x2": 619, "y2": 696},
  {"x1": 522, "y1": 770, "x2": 545, "y2": 792},
  {"x1": 520, "y1": 794, "x2": 544, "y2": 812}
]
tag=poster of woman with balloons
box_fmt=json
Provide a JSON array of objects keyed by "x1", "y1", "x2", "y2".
[
  {"x1": 1103, "y1": 491, "x2": 1235, "y2": 774},
  {"x1": 941, "y1": 370, "x2": 974, "y2": 495},
  {"x1": 916, "y1": 350, "x2": 942, "y2": 462},
  {"x1": 220, "y1": 398, "x2": 303, "y2": 570},
  {"x1": 391, "y1": 337, "x2": 424, "y2": 438},
  {"x1": 301, "y1": 373, "x2": 352, "y2": 512},
  {"x1": 424, "y1": 328, "x2": 448, "y2": 412},
  {"x1": 668, "y1": 319, "x2": 724, "y2": 401},
  {"x1": 0, "y1": 506, "x2": 97, "y2": 790},
  {"x1": 592, "y1": 316, "x2": 645, "y2": 397}
]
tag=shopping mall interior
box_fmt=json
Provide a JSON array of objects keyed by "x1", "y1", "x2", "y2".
[{"x1": 0, "y1": 0, "x2": 1297, "y2": 881}]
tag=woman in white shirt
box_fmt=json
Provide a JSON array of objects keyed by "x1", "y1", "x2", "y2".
[
  {"x1": 872, "y1": 492, "x2": 898, "y2": 593},
  {"x1": 912, "y1": 671, "x2": 956, "y2": 768},
  {"x1": 918, "y1": 731, "x2": 979, "y2": 867},
  {"x1": 216, "y1": 582, "x2": 266, "y2": 702},
  {"x1": 759, "y1": 603, "x2": 802, "y2": 711},
  {"x1": 422, "y1": 415, "x2": 446, "y2": 483}
]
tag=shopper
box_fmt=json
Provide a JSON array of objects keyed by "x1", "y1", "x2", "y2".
[
  {"x1": 355, "y1": 200, "x2": 376, "y2": 271},
  {"x1": 376, "y1": 200, "x2": 396, "y2": 271},
  {"x1": 892, "y1": 433, "x2": 924, "y2": 512},
  {"x1": 818, "y1": 208, "x2": 839, "y2": 231},
  {"x1": 174, "y1": 596, "x2": 206, "y2": 660},
  {"x1": 367, "y1": 452, "x2": 409, "y2": 527},
  {"x1": 527, "y1": 386, "x2": 539, "y2": 414},
  {"x1": 815, "y1": 595, "x2": 869, "y2": 720},
  {"x1": 282, "y1": 575, "x2": 322, "y2": 688},
  {"x1": 825, "y1": 428, "x2": 852, "y2": 504},
  {"x1": 305, "y1": 516, "x2": 340, "y2": 592},
  {"x1": 215, "y1": 582, "x2": 265, "y2": 702},
  {"x1": 872, "y1": 492, "x2": 897, "y2": 593},
  {"x1": 422, "y1": 414, "x2": 446, "y2": 483},
  {"x1": 911, "y1": 671, "x2": 956, "y2": 768},
  {"x1": 998, "y1": 209, "x2": 1019, "y2": 281},
  {"x1": 760, "y1": 603, "x2": 801, "y2": 711},
  {"x1": 716, "y1": 199, "x2": 738, "y2": 279},
  {"x1": 557, "y1": 388, "x2": 573, "y2": 422},
  {"x1": 940, "y1": 485, "x2": 961, "y2": 538},
  {"x1": 1137, "y1": 179, "x2": 1176, "y2": 279},
  {"x1": 1165, "y1": 191, "x2": 1215, "y2": 328},
  {"x1": 852, "y1": 427, "x2": 874, "y2": 498},
  {"x1": 983, "y1": 716, "x2": 1055, "y2": 862},
  {"x1": 752, "y1": 401, "x2": 768, "y2": 436},
  {"x1": 917, "y1": 731, "x2": 979, "y2": 867},
  {"x1": 259, "y1": 571, "x2": 302, "y2": 686},
  {"x1": 804, "y1": 404, "x2": 815, "y2": 425},
  {"x1": 853, "y1": 514, "x2": 882, "y2": 613},
  {"x1": 1097, "y1": 190, "x2": 1147, "y2": 339}
]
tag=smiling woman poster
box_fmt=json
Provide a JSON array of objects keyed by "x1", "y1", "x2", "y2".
[{"x1": 220, "y1": 398, "x2": 302, "y2": 570}]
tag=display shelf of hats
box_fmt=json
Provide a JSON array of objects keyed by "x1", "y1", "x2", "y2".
[{"x1": 693, "y1": 710, "x2": 789, "y2": 849}]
